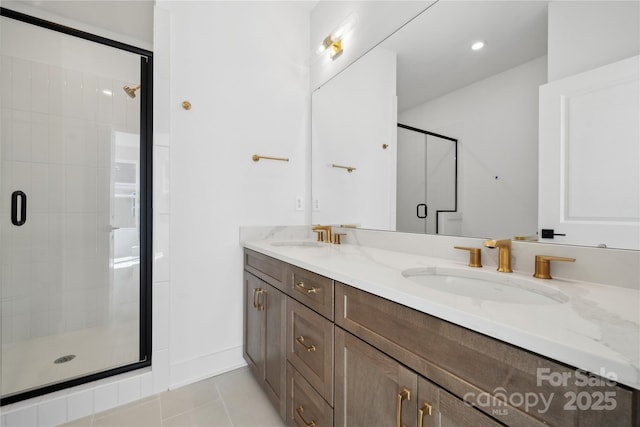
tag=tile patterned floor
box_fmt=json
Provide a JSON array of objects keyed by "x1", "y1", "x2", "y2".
[{"x1": 61, "y1": 367, "x2": 286, "y2": 427}]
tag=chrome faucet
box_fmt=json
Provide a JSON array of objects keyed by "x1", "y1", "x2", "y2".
[{"x1": 484, "y1": 239, "x2": 512, "y2": 272}]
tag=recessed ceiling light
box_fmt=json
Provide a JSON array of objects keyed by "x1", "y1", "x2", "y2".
[{"x1": 471, "y1": 41, "x2": 485, "y2": 51}]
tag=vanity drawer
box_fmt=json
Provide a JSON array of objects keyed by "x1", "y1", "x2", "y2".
[
  {"x1": 287, "y1": 362, "x2": 333, "y2": 427},
  {"x1": 288, "y1": 265, "x2": 334, "y2": 320},
  {"x1": 244, "y1": 249, "x2": 286, "y2": 292},
  {"x1": 287, "y1": 297, "x2": 334, "y2": 405}
]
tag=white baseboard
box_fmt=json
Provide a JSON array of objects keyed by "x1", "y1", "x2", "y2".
[{"x1": 169, "y1": 345, "x2": 246, "y2": 390}]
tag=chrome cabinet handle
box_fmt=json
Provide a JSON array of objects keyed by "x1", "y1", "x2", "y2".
[
  {"x1": 396, "y1": 388, "x2": 411, "y2": 427},
  {"x1": 296, "y1": 336, "x2": 317, "y2": 352},
  {"x1": 418, "y1": 402, "x2": 433, "y2": 427},
  {"x1": 295, "y1": 281, "x2": 319, "y2": 294},
  {"x1": 295, "y1": 405, "x2": 316, "y2": 427}
]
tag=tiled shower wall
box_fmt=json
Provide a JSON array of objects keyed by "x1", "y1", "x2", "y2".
[{"x1": 0, "y1": 52, "x2": 140, "y2": 345}]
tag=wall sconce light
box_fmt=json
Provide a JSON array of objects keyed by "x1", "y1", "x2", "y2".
[
  {"x1": 322, "y1": 35, "x2": 343, "y2": 60},
  {"x1": 317, "y1": 13, "x2": 357, "y2": 61}
]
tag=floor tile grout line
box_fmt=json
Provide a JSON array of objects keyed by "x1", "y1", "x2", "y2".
[
  {"x1": 214, "y1": 382, "x2": 235, "y2": 427},
  {"x1": 158, "y1": 393, "x2": 164, "y2": 427},
  {"x1": 159, "y1": 381, "x2": 225, "y2": 422},
  {"x1": 88, "y1": 395, "x2": 161, "y2": 426}
]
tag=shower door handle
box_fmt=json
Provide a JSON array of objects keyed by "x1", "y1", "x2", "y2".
[
  {"x1": 11, "y1": 191, "x2": 27, "y2": 226},
  {"x1": 416, "y1": 203, "x2": 427, "y2": 219}
]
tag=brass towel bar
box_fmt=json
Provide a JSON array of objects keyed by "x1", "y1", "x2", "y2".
[
  {"x1": 252, "y1": 154, "x2": 289, "y2": 162},
  {"x1": 332, "y1": 164, "x2": 356, "y2": 173}
]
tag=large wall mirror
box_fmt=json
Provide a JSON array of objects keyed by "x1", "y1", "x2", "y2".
[{"x1": 311, "y1": 0, "x2": 639, "y2": 250}]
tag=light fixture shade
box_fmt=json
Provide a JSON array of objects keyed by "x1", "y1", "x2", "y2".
[
  {"x1": 318, "y1": 13, "x2": 357, "y2": 61},
  {"x1": 323, "y1": 35, "x2": 334, "y2": 49},
  {"x1": 322, "y1": 35, "x2": 343, "y2": 60},
  {"x1": 329, "y1": 39, "x2": 343, "y2": 60}
]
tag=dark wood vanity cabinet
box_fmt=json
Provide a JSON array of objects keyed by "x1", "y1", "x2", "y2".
[
  {"x1": 335, "y1": 327, "x2": 501, "y2": 427},
  {"x1": 243, "y1": 271, "x2": 287, "y2": 420},
  {"x1": 335, "y1": 282, "x2": 637, "y2": 426},
  {"x1": 244, "y1": 249, "x2": 335, "y2": 426},
  {"x1": 335, "y1": 327, "x2": 418, "y2": 427},
  {"x1": 244, "y1": 249, "x2": 638, "y2": 426}
]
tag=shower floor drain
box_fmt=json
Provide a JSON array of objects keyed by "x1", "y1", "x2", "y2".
[{"x1": 54, "y1": 355, "x2": 76, "y2": 364}]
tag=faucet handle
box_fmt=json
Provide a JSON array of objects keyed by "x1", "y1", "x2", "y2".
[
  {"x1": 333, "y1": 233, "x2": 345, "y2": 245},
  {"x1": 454, "y1": 246, "x2": 482, "y2": 268},
  {"x1": 312, "y1": 229, "x2": 325, "y2": 242},
  {"x1": 533, "y1": 255, "x2": 576, "y2": 279}
]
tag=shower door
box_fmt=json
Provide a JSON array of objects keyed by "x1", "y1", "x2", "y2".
[
  {"x1": 396, "y1": 125, "x2": 457, "y2": 234},
  {"x1": 0, "y1": 10, "x2": 152, "y2": 404}
]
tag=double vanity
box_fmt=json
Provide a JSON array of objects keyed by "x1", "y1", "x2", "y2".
[{"x1": 242, "y1": 228, "x2": 639, "y2": 426}]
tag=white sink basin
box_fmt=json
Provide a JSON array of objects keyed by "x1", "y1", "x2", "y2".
[
  {"x1": 270, "y1": 241, "x2": 325, "y2": 248},
  {"x1": 401, "y1": 267, "x2": 569, "y2": 305}
]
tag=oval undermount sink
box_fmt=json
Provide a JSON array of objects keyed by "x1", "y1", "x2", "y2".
[
  {"x1": 401, "y1": 267, "x2": 569, "y2": 305},
  {"x1": 270, "y1": 241, "x2": 325, "y2": 248}
]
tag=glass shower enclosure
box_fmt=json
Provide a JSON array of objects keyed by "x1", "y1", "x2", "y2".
[{"x1": 0, "y1": 9, "x2": 152, "y2": 404}]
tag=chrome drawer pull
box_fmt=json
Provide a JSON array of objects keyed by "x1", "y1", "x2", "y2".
[
  {"x1": 295, "y1": 405, "x2": 316, "y2": 427},
  {"x1": 296, "y1": 336, "x2": 317, "y2": 352},
  {"x1": 295, "y1": 281, "x2": 319, "y2": 294}
]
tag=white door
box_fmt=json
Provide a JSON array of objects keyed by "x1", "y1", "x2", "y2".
[{"x1": 538, "y1": 55, "x2": 639, "y2": 249}]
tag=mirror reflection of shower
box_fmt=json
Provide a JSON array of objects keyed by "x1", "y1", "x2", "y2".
[{"x1": 123, "y1": 83, "x2": 140, "y2": 98}]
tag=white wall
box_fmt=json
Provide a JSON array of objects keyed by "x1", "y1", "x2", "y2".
[
  {"x1": 2, "y1": 1, "x2": 310, "y2": 423},
  {"x1": 163, "y1": 1, "x2": 310, "y2": 387},
  {"x1": 312, "y1": 47, "x2": 397, "y2": 230},
  {"x1": 399, "y1": 56, "x2": 547, "y2": 239},
  {"x1": 548, "y1": 1, "x2": 640, "y2": 82},
  {"x1": 0, "y1": 0, "x2": 153, "y2": 52},
  {"x1": 310, "y1": 0, "x2": 432, "y2": 89}
]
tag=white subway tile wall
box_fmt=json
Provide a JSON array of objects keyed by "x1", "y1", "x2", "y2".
[
  {"x1": 1, "y1": 46, "x2": 142, "y2": 399},
  {"x1": 1, "y1": 8, "x2": 172, "y2": 425}
]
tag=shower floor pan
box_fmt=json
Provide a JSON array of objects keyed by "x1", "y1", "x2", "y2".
[{"x1": 1, "y1": 320, "x2": 139, "y2": 398}]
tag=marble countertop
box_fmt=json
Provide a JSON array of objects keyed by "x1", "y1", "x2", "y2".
[{"x1": 244, "y1": 239, "x2": 640, "y2": 390}]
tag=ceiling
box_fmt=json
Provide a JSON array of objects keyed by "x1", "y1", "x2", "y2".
[
  {"x1": 2, "y1": 0, "x2": 155, "y2": 46},
  {"x1": 380, "y1": 1, "x2": 549, "y2": 112}
]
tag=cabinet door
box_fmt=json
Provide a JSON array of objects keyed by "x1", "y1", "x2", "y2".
[
  {"x1": 264, "y1": 281, "x2": 286, "y2": 420},
  {"x1": 244, "y1": 272, "x2": 265, "y2": 380},
  {"x1": 335, "y1": 327, "x2": 417, "y2": 427},
  {"x1": 418, "y1": 377, "x2": 502, "y2": 427}
]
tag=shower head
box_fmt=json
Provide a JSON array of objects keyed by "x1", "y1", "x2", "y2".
[{"x1": 123, "y1": 84, "x2": 141, "y2": 98}]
